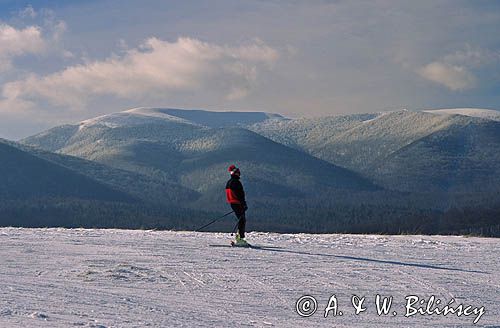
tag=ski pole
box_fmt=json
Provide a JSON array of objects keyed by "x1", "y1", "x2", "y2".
[
  {"x1": 230, "y1": 220, "x2": 239, "y2": 236},
  {"x1": 196, "y1": 210, "x2": 234, "y2": 232}
]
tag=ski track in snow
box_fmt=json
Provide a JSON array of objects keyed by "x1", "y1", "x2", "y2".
[{"x1": 0, "y1": 228, "x2": 498, "y2": 327}]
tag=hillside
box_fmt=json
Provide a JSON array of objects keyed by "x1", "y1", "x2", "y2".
[
  {"x1": 11, "y1": 141, "x2": 199, "y2": 206},
  {"x1": 0, "y1": 139, "x2": 133, "y2": 202},
  {"x1": 250, "y1": 110, "x2": 470, "y2": 172},
  {"x1": 371, "y1": 119, "x2": 500, "y2": 193},
  {"x1": 249, "y1": 112, "x2": 377, "y2": 152},
  {"x1": 250, "y1": 109, "x2": 500, "y2": 196},
  {"x1": 0, "y1": 139, "x2": 213, "y2": 229}
]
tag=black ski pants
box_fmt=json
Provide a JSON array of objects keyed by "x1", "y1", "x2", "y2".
[{"x1": 230, "y1": 204, "x2": 246, "y2": 238}]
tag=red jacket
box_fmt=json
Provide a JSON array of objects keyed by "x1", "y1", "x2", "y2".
[{"x1": 225, "y1": 175, "x2": 246, "y2": 205}]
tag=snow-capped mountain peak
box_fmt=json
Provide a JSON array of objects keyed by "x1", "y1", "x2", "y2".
[
  {"x1": 77, "y1": 107, "x2": 287, "y2": 131},
  {"x1": 78, "y1": 107, "x2": 195, "y2": 130}
]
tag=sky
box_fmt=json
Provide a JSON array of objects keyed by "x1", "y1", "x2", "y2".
[{"x1": 0, "y1": 0, "x2": 499, "y2": 139}]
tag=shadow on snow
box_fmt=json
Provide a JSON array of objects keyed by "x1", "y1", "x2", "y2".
[{"x1": 209, "y1": 244, "x2": 489, "y2": 274}]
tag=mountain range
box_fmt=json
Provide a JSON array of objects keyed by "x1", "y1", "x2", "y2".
[
  {"x1": 250, "y1": 109, "x2": 500, "y2": 194},
  {"x1": 21, "y1": 108, "x2": 378, "y2": 208},
  {"x1": 2, "y1": 107, "x2": 498, "y2": 234}
]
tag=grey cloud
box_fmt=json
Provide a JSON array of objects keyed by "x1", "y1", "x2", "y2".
[
  {"x1": 0, "y1": 24, "x2": 46, "y2": 71},
  {"x1": 1, "y1": 37, "x2": 279, "y2": 111}
]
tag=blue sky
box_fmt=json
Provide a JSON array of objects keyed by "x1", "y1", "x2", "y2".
[{"x1": 0, "y1": 0, "x2": 499, "y2": 139}]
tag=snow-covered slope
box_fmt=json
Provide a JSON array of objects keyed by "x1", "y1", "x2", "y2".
[
  {"x1": 0, "y1": 228, "x2": 497, "y2": 327},
  {"x1": 423, "y1": 108, "x2": 500, "y2": 122},
  {"x1": 251, "y1": 110, "x2": 469, "y2": 172},
  {"x1": 249, "y1": 112, "x2": 378, "y2": 151},
  {"x1": 79, "y1": 108, "x2": 196, "y2": 130},
  {"x1": 22, "y1": 107, "x2": 287, "y2": 151}
]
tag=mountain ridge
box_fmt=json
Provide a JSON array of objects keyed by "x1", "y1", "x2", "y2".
[{"x1": 21, "y1": 108, "x2": 379, "y2": 213}]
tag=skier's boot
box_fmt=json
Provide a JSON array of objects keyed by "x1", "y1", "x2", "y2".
[{"x1": 234, "y1": 233, "x2": 249, "y2": 246}]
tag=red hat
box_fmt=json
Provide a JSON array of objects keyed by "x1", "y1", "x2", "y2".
[{"x1": 228, "y1": 164, "x2": 240, "y2": 176}]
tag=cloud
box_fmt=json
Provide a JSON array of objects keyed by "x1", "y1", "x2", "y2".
[
  {"x1": 1, "y1": 37, "x2": 279, "y2": 110},
  {"x1": 416, "y1": 46, "x2": 500, "y2": 91},
  {"x1": 418, "y1": 61, "x2": 476, "y2": 91},
  {"x1": 0, "y1": 24, "x2": 46, "y2": 71}
]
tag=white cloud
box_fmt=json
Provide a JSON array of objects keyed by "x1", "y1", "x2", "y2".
[
  {"x1": 417, "y1": 46, "x2": 500, "y2": 91},
  {"x1": 0, "y1": 96, "x2": 34, "y2": 114},
  {"x1": 1, "y1": 37, "x2": 279, "y2": 110},
  {"x1": 0, "y1": 24, "x2": 46, "y2": 71},
  {"x1": 417, "y1": 61, "x2": 476, "y2": 91}
]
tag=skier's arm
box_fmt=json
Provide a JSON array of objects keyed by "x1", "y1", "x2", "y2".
[{"x1": 236, "y1": 181, "x2": 247, "y2": 210}]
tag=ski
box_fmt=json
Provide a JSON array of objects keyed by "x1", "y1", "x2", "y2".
[{"x1": 209, "y1": 244, "x2": 283, "y2": 250}]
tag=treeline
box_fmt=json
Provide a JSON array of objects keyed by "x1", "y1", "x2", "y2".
[
  {"x1": 0, "y1": 197, "x2": 498, "y2": 237},
  {"x1": 0, "y1": 198, "x2": 204, "y2": 230},
  {"x1": 439, "y1": 206, "x2": 500, "y2": 237},
  {"x1": 232, "y1": 200, "x2": 500, "y2": 237}
]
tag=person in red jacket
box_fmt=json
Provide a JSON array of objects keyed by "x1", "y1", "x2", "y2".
[{"x1": 226, "y1": 164, "x2": 248, "y2": 245}]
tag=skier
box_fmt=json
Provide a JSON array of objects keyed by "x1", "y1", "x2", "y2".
[{"x1": 226, "y1": 165, "x2": 248, "y2": 246}]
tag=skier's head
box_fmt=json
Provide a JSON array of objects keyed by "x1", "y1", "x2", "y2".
[{"x1": 228, "y1": 164, "x2": 240, "y2": 177}]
